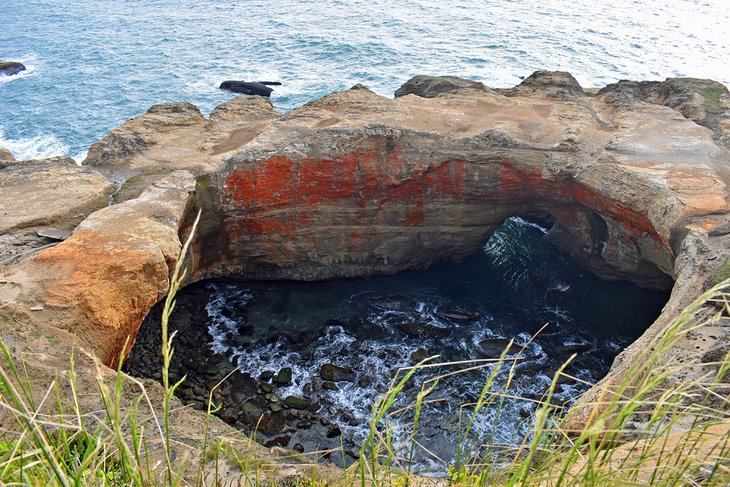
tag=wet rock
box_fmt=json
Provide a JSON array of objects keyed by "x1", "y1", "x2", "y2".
[
  {"x1": 259, "y1": 382, "x2": 274, "y2": 394},
  {"x1": 220, "y1": 406, "x2": 242, "y2": 423},
  {"x1": 475, "y1": 338, "x2": 520, "y2": 358},
  {"x1": 205, "y1": 365, "x2": 221, "y2": 376},
  {"x1": 219, "y1": 80, "x2": 274, "y2": 97},
  {"x1": 264, "y1": 435, "x2": 290, "y2": 448},
  {"x1": 0, "y1": 61, "x2": 26, "y2": 76},
  {"x1": 257, "y1": 411, "x2": 287, "y2": 435},
  {"x1": 326, "y1": 425, "x2": 342, "y2": 438},
  {"x1": 320, "y1": 363, "x2": 356, "y2": 382},
  {"x1": 293, "y1": 443, "x2": 304, "y2": 453},
  {"x1": 240, "y1": 397, "x2": 268, "y2": 425},
  {"x1": 357, "y1": 375, "x2": 373, "y2": 387},
  {"x1": 259, "y1": 370, "x2": 275, "y2": 381},
  {"x1": 322, "y1": 381, "x2": 339, "y2": 391},
  {"x1": 435, "y1": 309, "x2": 481, "y2": 323},
  {"x1": 275, "y1": 367, "x2": 293, "y2": 385},
  {"x1": 284, "y1": 396, "x2": 312, "y2": 410},
  {"x1": 410, "y1": 348, "x2": 431, "y2": 363},
  {"x1": 396, "y1": 321, "x2": 450, "y2": 338},
  {"x1": 369, "y1": 295, "x2": 416, "y2": 313}
]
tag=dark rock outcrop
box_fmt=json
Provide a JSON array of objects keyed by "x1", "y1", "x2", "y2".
[
  {"x1": 220, "y1": 80, "x2": 274, "y2": 97},
  {"x1": 502, "y1": 70, "x2": 585, "y2": 99},
  {"x1": 394, "y1": 75, "x2": 488, "y2": 98},
  {"x1": 0, "y1": 61, "x2": 26, "y2": 76}
]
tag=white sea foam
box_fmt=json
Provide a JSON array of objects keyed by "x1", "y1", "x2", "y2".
[
  {"x1": 0, "y1": 129, "x2": 70, "y2": 161},
  {"x1": 0, "y1": 62, "x2": 36, "y2": 85}
]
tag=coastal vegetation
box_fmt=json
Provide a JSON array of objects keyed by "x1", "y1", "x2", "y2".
[{"x1": 1, "y1": 221, "x2": 728, "y2": 485}]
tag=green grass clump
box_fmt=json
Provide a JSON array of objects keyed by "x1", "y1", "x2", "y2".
[
  {"x1": 702, "y1": 87, "x2": 726, "y2": 114},
  {"x1": 1, "y1": 210, "x2": 729, "y2": 485}
]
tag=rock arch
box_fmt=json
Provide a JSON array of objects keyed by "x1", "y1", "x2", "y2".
[{"x1": 2, "y1": 72, "x2": 729, "y2": 400}]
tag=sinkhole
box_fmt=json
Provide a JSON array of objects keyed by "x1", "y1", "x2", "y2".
[{"x1": 124, "y1": 216, "x2": 669, "y2": 473}]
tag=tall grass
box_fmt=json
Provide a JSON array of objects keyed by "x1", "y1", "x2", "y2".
[{"x1": 1, "y1": 220, "x2": 729, "y2": 485}]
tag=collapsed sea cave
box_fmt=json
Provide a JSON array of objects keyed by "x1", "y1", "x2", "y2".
[{"x1": 123, "y1": 214, "x2": 670, "y2": 473}]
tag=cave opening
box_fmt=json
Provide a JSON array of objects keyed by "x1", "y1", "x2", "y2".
[{"x1": 124, "y1": 214, "x2": 669, "y2": 473}]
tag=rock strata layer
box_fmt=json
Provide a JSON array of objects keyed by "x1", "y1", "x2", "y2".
[{"x1": 1, "y1": 71, "x2": 729, "y2": 459}]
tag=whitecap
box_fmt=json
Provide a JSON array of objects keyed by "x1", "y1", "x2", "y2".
[
  {"x1": 0, "y1": 129, "x2": 70, "y2": 161},
  {"x1": 0, "y1": 62, "x2": 36, "y2": 85}
]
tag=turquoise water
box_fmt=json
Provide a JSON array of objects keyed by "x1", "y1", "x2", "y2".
[{"x1": 1, "y1": 0, "x2": 729, "y2": 161}]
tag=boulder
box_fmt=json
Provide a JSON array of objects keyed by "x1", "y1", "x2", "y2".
[
  {"x1": 475, "y1": 338, "x2": 520, "y2": 358},
  {"x1": 394, "y1": 75, "x2": 488, "y2": 98},
  {"x1": 220, "y1": 80, "x2": 274, "y2": 97},
  {"x1": 0, "y1": 60, "x2": 26, "y2": 76},
  {"x1": 319, "y1": 363, "x2": 356, "y2": 382},
  {"x1": 0, "y1": 147, "x2": 15, "y2": 167}
]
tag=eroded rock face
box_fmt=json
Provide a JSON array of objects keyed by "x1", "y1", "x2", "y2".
[
  {"x1": 181, "y1": 79, "x2": 727, "y2": 292},
  {"x1": 0, "y1": 171, "x2": 196, "y2": 365},
  {"x1": 0, "y1": 158, "x2": 114, "y2": 236},
  {"x1": 393, "y1": 75, "x2": 490, "y2": 98}
]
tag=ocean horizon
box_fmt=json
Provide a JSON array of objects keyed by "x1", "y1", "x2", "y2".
[{"x1": 2, "y1": 0, "x2": 729, "y2": 162}]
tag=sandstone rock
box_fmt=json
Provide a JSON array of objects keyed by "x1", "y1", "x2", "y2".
[
  {"x1": 0, "y1": 170, "x2": 196, "y2": 365},
  {"x1": 598, "y1": 77, "x2": 730, "y2": 147},
  {"x1": 0, "y1": 147, "x2": 15, "y2": 167},
  {"x1": 394, "y1": 75, "x2": 489, "y2": 98},
  {"x1": 0, "y1": 159, "x2": 114, "y2": 235},
  {"x1": 84, "y1": 102, "x2": 206, "y2": 169},
  {"x1": 0, "y1": 60, "x2": 26, "y2": 76}
]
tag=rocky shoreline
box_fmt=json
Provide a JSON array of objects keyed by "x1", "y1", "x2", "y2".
[{"x1": 1, "y1": 71, "x2": 729, "y2": 479}]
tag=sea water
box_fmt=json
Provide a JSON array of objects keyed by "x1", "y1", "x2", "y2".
[{"x1": 1, "y1": 0, "x2": 729, "y2": 161}]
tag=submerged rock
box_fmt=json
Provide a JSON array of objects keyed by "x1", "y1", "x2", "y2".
[
  {"x1": 475, "y1": 338, "x2": 521, "y2": 358},
  {"x1": 369, "y1": 295, "x2": 416, "y2": 313},
  {"x1": 0, "y1": 61, "x2": 26, "y2": 76},
  {"x1": 396, "y1": 321, "x2": 450, "y2": 338},
  {"x1": 435, "y1": 308, "x2": 481, "y2": 323}
]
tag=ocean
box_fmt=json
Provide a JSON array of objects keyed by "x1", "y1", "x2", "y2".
[{"x1": 1, "y1": 0, "x2": 729, "y2": 162}]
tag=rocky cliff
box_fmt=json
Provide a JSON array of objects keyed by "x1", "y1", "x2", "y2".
[{"x1": 1, "y1": 71, "x2": 729, "y2": 460}]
